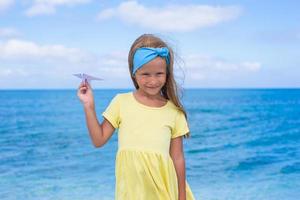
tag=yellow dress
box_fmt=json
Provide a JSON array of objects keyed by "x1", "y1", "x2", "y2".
[{"x1": 102, "y1": 92, "x2": 196, "y2": 200}]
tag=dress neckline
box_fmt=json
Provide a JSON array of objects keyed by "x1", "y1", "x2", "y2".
[{"x1": 131, "y1": 92, "x2": 169, "y2": 110}]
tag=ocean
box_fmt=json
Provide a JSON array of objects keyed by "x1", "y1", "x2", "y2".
[{"x1": 0, "y1": 89, "x2": 299, "y2": 200}]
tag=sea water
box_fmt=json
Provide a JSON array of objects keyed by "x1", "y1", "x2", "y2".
[{"x1": 1, "y1": 89, "x2": 299, "y2": 200}]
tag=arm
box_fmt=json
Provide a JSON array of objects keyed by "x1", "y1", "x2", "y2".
[
  {"x1": 170, "y1": 136, "x2": 186, "y2": 200},
  {"x1": 77, "y1": 81, "x2": 115, "y2": 148},
  {"x1": 84, "y1": 106, "x2": 115, "y2": 148}
]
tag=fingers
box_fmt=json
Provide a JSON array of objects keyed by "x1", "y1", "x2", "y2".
[
  {"x1": 78, "y1": 83, "x2": 85, "y2": 91},
  {"x1": 78, "y1": 81, "x2": 88, "y2": 89},
  {"x1": 79, "y1": 86, "x2": 87, "y2": 93},
  {"x1": 77, "y1": 81, "x2": 92, "y2": 95}
]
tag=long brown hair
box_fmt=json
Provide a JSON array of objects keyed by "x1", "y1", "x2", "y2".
[{"x1": 128, "y1": 34, "x2": 190, "y2": 138}]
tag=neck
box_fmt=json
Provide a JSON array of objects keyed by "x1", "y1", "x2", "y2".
[{"x1": 136, "y1": 89, "x2": 162, "y2": 100}]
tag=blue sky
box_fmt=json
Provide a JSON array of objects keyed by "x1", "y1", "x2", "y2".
[{"x1": 0, "y1": 0, "x2": 299, "y2": 89}]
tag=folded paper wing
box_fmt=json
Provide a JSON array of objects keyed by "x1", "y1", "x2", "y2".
[{"x1": 73, "y1": 73, "x2": 103, "y2": 83}]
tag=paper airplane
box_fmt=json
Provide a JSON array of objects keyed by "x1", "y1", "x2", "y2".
[{"x1": 73, "y1": 73, "x2": 103, "y2": 84}]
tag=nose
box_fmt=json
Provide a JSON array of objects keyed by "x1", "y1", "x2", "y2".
[{"x1": 147, "y1": 76, "x2": 158, "y2": 85}]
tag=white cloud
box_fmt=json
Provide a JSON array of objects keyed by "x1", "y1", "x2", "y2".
[
  {"x1": 0, "y1": 0, "x2": 14, "y2": 11},
  {"x1": 97, "y1": 1, "x2": 242, "y2": 32},
  {"x1": 25, "y1": 0, "x2": 91, "y2": 16},
  {"x1": 0, "y1": 27, "x2": 20, "y2": 38},
  {"x1": 184, "y1": 54, "x2": 261, "y2": 80},
  {"x1": 0, "y1": 40, "x2": 262, "y2": 89},
  {"x1": 240, "y1": 61, "x2": 261, "y2": 71},
  {"x1": 0, "y1": 39, "x2": 91, "y2": 63},
  {"x1": 0, "y1": 39, "x2": 129, "y2": 76},
  {"x1": 0, "y1": 39, "x2": 131, "y2": 88},
  {"x1": 0, "y1": 39, "x2": 261, "y2": 88},
  {"x1": 0, "y1": 68, "x2": 28, "y2": 77},
  {"x1": 97, "y1": 51, "x2": 128, "y2": 77}
]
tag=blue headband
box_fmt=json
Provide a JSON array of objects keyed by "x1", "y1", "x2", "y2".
[{"x1": 132, "y1": 47, "x2": 170, "y2": 75}]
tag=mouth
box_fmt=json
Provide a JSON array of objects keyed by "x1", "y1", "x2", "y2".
[{"x1": 146, "y1": 86, "x2": 159, "y2": 89}]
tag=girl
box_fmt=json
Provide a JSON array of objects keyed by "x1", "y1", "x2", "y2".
[{"x1": 77, "y1": 34, "x2": 195, "y2": 200}]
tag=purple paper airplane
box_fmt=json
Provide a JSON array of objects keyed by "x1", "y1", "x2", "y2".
[{"x1": 73, "y1": 73, "x2": 103, "y2": 84}]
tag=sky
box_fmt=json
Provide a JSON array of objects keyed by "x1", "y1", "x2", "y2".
[{"x1": 0, "y1": 0, "x2": 299, "y2": 89}]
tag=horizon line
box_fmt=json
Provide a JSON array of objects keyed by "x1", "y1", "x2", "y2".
[{"x1": 1, "y1": 87, "x2": 300, "y2": 90}]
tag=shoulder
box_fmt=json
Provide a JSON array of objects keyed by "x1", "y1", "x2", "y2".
[
  {"x1": 114, "y1": 92, "x2": 131, "y2": 100},
  {"x1": 111, "y1": 91, "x2": 132, "y2": 104},
  {"x1": 166, "y1": 100, "x2": 185, "y2": 116}
]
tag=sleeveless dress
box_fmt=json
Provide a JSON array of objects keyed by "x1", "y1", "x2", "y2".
[{"x1": 102, "y1": 92, "x2": 195, "y2": 200}]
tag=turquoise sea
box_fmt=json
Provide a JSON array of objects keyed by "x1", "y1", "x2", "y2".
[{"x1": 1, "y1": 89, "x2": 300, "y2": 200}]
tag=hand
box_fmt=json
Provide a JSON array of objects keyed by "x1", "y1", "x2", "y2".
[{"x1": 77, "y1": 80, "x2": 95, "y2": 109}]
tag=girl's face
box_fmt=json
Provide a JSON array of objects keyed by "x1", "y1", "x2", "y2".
[{"x1": 134, "y1": 57, "x2": 167, "y2": 97}]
